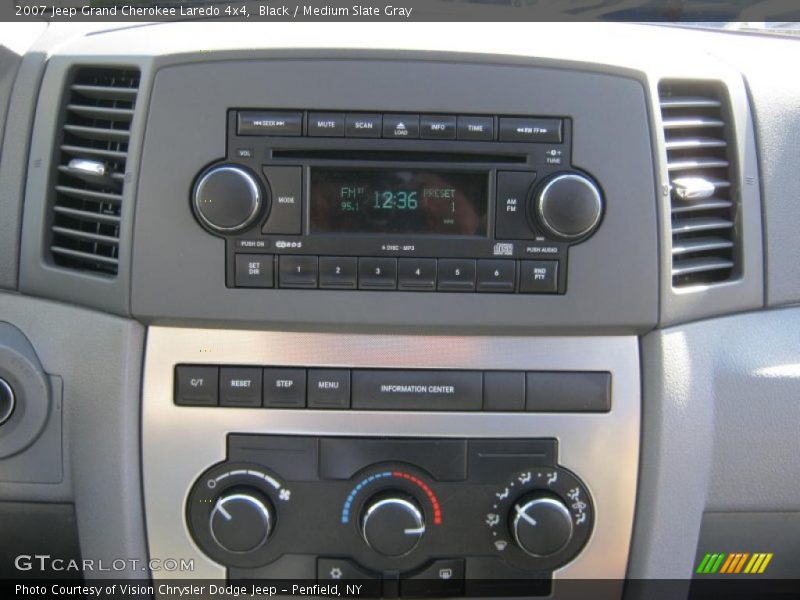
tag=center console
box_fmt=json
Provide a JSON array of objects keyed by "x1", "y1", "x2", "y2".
[
  {"x1": 143, "y1": 329, "x2": 639, "y2": 597},
  {"x1": 137, "y1": 55, "x2": 654, "y2": 599}
]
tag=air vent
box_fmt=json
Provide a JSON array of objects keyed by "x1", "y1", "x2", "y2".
[
  {"x1": 49, "y1": 67, "x2": 140, "y2": 276},
  {"x1": 659, "y1": 82, "x2": 737, "y2": 287}
]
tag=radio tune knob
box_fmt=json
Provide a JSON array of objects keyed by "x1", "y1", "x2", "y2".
[
  {"x1": 192, "y1": 165, "x2": 264, "y2": 234},
  {"x1": 532, "y1": 173, "x2": 603, "y2": 241},
  {"x1": 511, "y1": 494, "x2": 574, "y2": 558},
  {"x1": 360, "y1": 494, "x2": 426, "y2": 557},
  {"x1": 209, "y1": 490, "x2": 274, "y2": 554}
]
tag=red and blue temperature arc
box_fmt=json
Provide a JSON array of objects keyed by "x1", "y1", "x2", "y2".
[{"x1": 341, "y1": 470, "x2": 442, "y2": 525}]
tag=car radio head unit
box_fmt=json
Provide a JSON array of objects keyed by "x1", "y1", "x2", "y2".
[{"x1": 190, "y1": 109, "x2": 605, "y2": 295}]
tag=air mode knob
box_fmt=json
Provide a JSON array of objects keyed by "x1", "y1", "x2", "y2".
[
  {"x1": 209, "y1": 490, "x2": 274, "y2": 554},
  {"x1": 511, "y1": 494, "x2": 574, "y2": 558},
  {"x1": 532, "y1": 173, "x2": 603, "y2": 241},
  {"x1": 192, "y1": 165, "x2": 264, "y2": 234},
  {"x1": 360, "y1": 494, "x2": 426, "y2": 557}
]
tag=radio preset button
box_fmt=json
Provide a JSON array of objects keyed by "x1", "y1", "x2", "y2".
[
  {"x1": 499, "y1": 117, "x2": 563, "y2": 143},
  {"x1": 308, "y1": 369, "x2": 351, "y2": 409},
  {"x1": 262, "y1": 166, "x2": 302, "y2": 235},
  {"x1": 345, "y1": 113, "x2": 382, "y2": 138},
  {"x1": 496, "y1": 171, "x2": 537, "y2": 240},
  {"x1": 398, "y1": 258, "x2": 436, "y2": 291},
  {"x1": 263, "y1": 368, "x2": 306, "y2": 408},
  {"x1": 237, "y1": 111, "x2": 302, "y2": 136},
  {"x1": 308, "y1": 112, "x2": 345, "y2": 137},
  {"x1": 420, "y1": 115, "x2": 457, "y2": 140},
  {"x1": 220, "y1": 367, "x2": 263, "y2": 407},
  {"x1": 477, "y1": 260, "x2": 516, "y2": 293},
  {"x1": 319, "y1": 256, "x2": 358, "y2": 289},
  {"x1": 437, "y1": 259, "x2": 476, "y2": 292},
  {"x1": 457, "y1": 116, "x2": 494, "y2": 141},
  {"x1": 279, "y1": 256, "x2": 318, "y2": 288},
  {"x1": 358, "y1": 258, "x2": 398, "y2": 290},
  {"x1": 383, "y1": 114, "x2": 420, "y2": 139},
  {"x1": 519, "y1": 260, "x2": 558, "y2": 294}
]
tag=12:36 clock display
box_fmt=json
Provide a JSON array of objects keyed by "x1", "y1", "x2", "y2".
[{"x1": 309, "y1": 168, "x2": 488, "y2": 236}]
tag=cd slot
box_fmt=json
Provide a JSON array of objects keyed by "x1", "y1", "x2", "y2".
[{"x1": 271, "y1": 149, "x2": 526, "y2": 164}]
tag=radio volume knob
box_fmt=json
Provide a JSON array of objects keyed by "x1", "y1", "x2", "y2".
[
  {"x1": 192, "y1": 165, "x2": 264, "y2": 234},
  {"x1": 532, "y1": 173, "x2": 603, "y2": 241}
]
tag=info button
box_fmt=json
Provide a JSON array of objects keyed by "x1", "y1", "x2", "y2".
[{"x1": 352, "y1": 370, "x2": 483, "y2": 411}]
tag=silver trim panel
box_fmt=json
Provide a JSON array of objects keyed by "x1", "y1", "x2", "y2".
[{"x1": 143, "y1": 327, "x2": 640, "y2": 583}]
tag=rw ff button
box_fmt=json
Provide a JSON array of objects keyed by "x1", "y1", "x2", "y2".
[{"x1": 175, "y1": 366, "x2": 218, "y2": 406}]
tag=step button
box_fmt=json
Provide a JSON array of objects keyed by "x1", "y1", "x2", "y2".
[{"x1": 263, "y1": 368, "x2": 306, "y2": 408}]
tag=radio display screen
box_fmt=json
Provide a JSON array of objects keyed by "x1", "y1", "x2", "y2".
[{"x1": 309, "y1": 168, "x2": 488, "y2": 236}]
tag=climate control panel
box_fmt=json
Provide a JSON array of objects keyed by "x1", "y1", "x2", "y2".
[{"x1": 185, "y1": 435, "x2": 594, "y2": 597}]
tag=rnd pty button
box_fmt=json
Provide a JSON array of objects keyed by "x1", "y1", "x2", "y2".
[{"x1": 519, "y1": 260, "x2": 558, "y2": 293}]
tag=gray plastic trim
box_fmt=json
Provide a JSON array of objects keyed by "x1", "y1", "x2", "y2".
[
  {"x1": 0, "y1": 51, "x2": 47, "y2": 291},
  {"x1": 630, "y1": 305, "x2": 800, "y2": 582},
  {"x1": 18, "y1": 55, "x2": 154, "y2": 316},
  {"x1": 143, "y1": 327, "x2": 640, "y2": 582},
  {"x1": 0, "y1": 291, "x2": 148, "y2": 576}
]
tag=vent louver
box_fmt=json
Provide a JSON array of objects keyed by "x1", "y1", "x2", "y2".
[
  {"x1": 49, "y1": 67, "x2": 140, "y2": 276},
  {"x1": 659, "y1": 82, "x2": 737, "y2": 287}
]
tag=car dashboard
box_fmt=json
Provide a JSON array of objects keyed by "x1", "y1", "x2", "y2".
[{"x1": 0, "y1": 20, "x2": 799, "y2": 600}]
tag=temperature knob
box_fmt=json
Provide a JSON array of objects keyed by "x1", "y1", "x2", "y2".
[
  {"x1": 209, "y1": 490, "x2": 274, "y2": 554},
  {"x1": 360, "y1": 494, "x2": 426, "y2": 557},
  {"x1": 532, "y1": 173, "x2": 603, "y2": 241},
  {"x1": 511, "y1": 494, "x2": 574, "y2": 558},
  {"x1": 192, "y1": 164, "x2": 264, "y2": 234}
]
